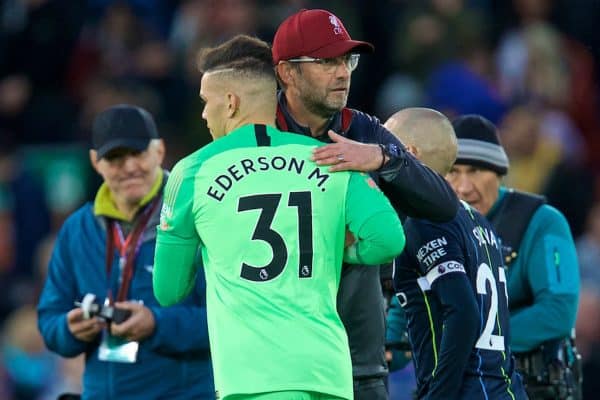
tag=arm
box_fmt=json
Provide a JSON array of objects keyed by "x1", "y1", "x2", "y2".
[
  {"x1": 427, "y1": 273, "x2": 480, "y2": 400},
  {"x1": 146, "y1": 270, "x2": 210, "y2": 355},
  {"x1": 110, "y1": 269, "x2": 210, "y2": 355},
  {"x1": 153, "y1": 242, "x2": 199, "y2": 306},
  {"x1": 153, "y1": 161, "x2": 202, "y2": 306},
  {"x1": 37, "y1": 223, "x2": 96, "y2": 358},
  {"x1": 311, "y1": 116, "x2": 459, "y2": 222},
  {"x1": 343, "y1": 172, "x2": 405, "y2": 265},
  {"x1": 509, "y1": 206, "x2": 580, "y2": 352},
  {"x1": 404, "y1": 218, "x2": 479, "y2": 399},
  {"x1": 375, "y1": 123, "x2": 458, "y2": 222}
]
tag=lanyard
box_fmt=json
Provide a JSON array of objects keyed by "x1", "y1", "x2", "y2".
[{"x1": 105, "y1": 197, "x2": 160, "y2": 303}]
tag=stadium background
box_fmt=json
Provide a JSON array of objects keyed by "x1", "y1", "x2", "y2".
[{"x1": 1, "y1": 0, "x2": 600, "y2": 399}]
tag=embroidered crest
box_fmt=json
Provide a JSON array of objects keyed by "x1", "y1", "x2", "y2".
[{"x1": 329, "y1": 15, "x2": 343, "y2": 35}]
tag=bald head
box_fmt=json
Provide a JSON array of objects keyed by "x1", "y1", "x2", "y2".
[{"x1": 384, "y1": 108, "x2": 457, "y2": 175}]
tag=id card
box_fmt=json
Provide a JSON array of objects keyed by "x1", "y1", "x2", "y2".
[{"x1": 98, "y1": 330, "x2": 139, "y2": 363}]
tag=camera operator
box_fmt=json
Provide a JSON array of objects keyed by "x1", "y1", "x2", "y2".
[{"x1": 37, "y1": 104, "x2": 214, "y2": 399}]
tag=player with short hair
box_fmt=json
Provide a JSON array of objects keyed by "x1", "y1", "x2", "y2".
[
  {"x1": 152, "y1": 35, "x2": 405, "y2": 400},
  {"x1": 385, "y1": 108, "x2": 527, "y2": 399}
]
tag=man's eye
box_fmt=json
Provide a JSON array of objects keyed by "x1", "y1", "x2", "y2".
[
  {"x1": 319, "y1": 58, "x2": 337, "y2": 66},
  {"x1": 104, "y1": 150, "x2": 142, "y2": 161}
]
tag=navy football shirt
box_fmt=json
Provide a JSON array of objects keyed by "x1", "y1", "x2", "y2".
[{"x1": 394, "y1": 201, "x2": 523, "y2": 399}]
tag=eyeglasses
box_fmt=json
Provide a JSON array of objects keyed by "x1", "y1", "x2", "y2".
[{"x1": 286, "y1": 53, "x2": 360, "y2": 73}]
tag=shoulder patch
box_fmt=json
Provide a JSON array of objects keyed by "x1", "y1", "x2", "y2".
[{"x1": 159, "y1": 203, "x2": 173, "y2": 231}]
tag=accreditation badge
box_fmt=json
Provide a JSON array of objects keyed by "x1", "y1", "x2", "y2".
[{"x1": 98, "y1": 330, "x2": 139, "y2": 363}]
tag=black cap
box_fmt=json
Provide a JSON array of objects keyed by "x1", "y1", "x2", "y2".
[
  {"x1": 452, "y1": 114, "x2": 509, "y2": 175},
  {"x1": 92, "y1": 104, "x2": 159, "y2": 159}
]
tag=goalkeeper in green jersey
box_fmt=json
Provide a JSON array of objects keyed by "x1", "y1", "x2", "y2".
[{"x1": 152, "y1": 35, "x2": 406, "y2": 400}]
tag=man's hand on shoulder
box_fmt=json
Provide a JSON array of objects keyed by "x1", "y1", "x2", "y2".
[{"x1": 312, "y1": 130, "x2": 387, "y2": 172}]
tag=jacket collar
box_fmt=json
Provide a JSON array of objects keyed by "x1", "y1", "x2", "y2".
[
  {"x1": 93, "y1": 170, "x2": 165, "y2": 222},
  {"x1": 486, "y1": 186, "x2": 507, "y2": 218}
]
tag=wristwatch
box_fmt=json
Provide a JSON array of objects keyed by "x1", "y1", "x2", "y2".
[{"x1": 377, "y1": 143, "x2": 399, "y2": 170}]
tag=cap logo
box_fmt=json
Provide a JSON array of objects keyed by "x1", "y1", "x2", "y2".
[{"x1": 329, "y1": 15, "x2": 343, "y2": 35}]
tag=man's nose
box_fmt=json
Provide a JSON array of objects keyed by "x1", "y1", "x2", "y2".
[
  {"x1": 454, "y1": 174, "x2": 474, "y2": 198},
  {"x1": 121, "y1": 154, "x2": 138, "y2": 171},
  {"x1": 333, "y1": 62, "x2": 351, "y2": 79}
]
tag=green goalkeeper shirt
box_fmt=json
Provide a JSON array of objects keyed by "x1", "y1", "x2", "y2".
[{"x1": 153, "y1": 124, "x2": 405, "y2": 400}]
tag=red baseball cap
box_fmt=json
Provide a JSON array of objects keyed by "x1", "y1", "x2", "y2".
[{"x1": 272, "y1": 9, "x2": 374, "y2": 64}]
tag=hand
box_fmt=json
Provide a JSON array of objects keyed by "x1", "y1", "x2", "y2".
[
  {"x1": 385, "y1": 350, "x2": 393, "y2": 363},
  {"x1": 344, "y1": 228, "x2": 356, "y2": 248},
  {"x1": 110, "y1": 301, "x2": 156, "y2": 342},
  {"x1": 311, "y1": 130, "x2": 387, "y2": 172},
  {"x1": 67, "y1": 307, "x2": 105, "y2": 342}
]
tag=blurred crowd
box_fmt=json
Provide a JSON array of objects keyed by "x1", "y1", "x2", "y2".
[{"x1": 2, "y1": 0, "x2": 600, "y2": 399}]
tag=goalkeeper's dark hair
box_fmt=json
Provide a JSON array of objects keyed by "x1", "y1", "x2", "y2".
[{"x1": 197, "y1": 34, "x2": 275, "y2": 81}]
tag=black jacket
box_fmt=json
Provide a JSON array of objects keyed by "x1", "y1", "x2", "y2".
[{"x1": 276, "y1": 93, "x2": 458, "y2": 378}]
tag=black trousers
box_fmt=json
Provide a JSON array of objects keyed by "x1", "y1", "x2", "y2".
[{"x1": 354, "y1": 377, "x2": 388, "y2": 400}]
